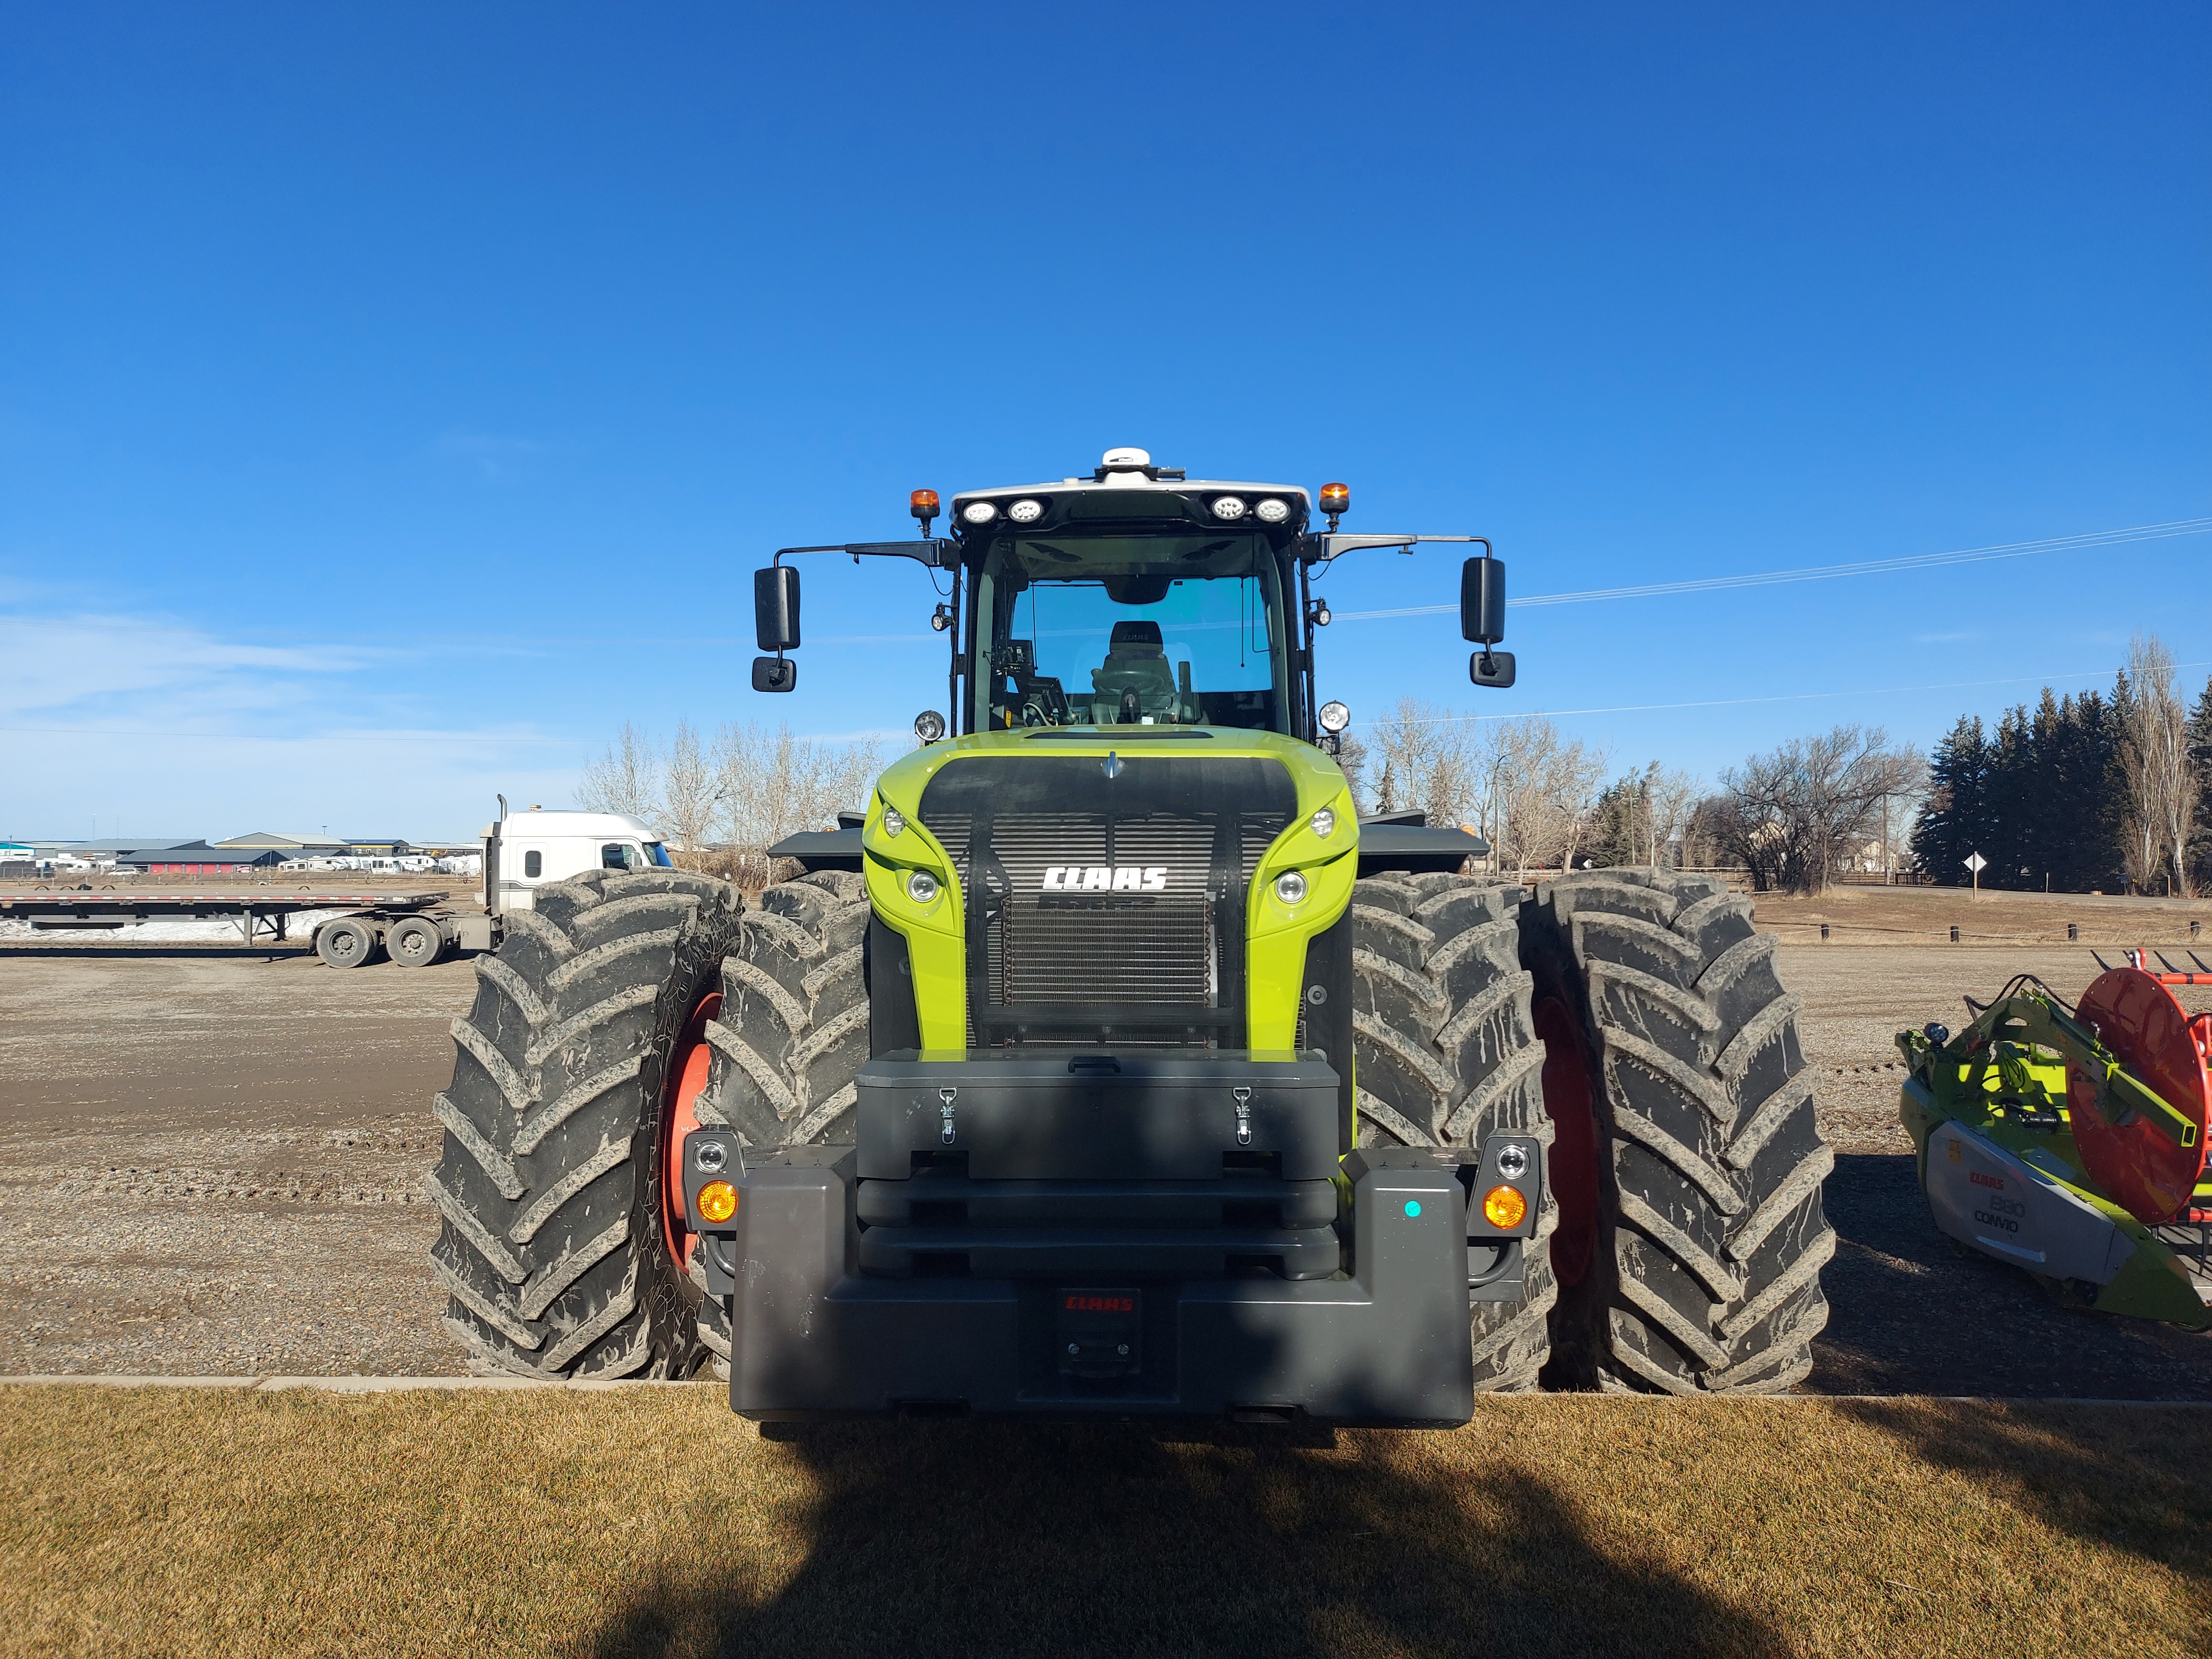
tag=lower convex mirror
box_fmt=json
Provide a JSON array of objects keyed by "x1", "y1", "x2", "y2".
[
  {"x1": 1469, "y1": 650, "x2": 1516, "y2": 689},
  {"x1": 752, "y1": 656, "x2": 797, "y2": 693}
]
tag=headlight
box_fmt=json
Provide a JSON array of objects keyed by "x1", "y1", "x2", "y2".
[
  {"x1": 961, "y1": 501, "x2": 998, "y2": 525},
  {"x1": 1007, "y1": 498, "x2": 1044, "y2": 524},
  {"x1": 1318, "y1": 700, "x2": 1350, "y2": 734},
  {"x1": 881, "y1": 806, "x2": 906, "y2": 838},
  {"x1": 1310, "y1": 807, "x2": 1335, "y2": 839},
  {"x1": 907, "y1": 870, "x2": 940, "y2": 903},
  {"x1": 1210, "y1": 496, "x2": 1248, "y2": 521},
  {"x1": 914, "y1": 709, "x2": 946, "y2": 743},
  {"x1": 1255, "y1": 498, "x2": 1290, "y2": 523},
  {"x1": 1274, "y1": 870, "x2": 1307, "y2": 905}
]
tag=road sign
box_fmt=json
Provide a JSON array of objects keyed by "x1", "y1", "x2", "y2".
[{"x1": 1964, "y1": 853, "x2": 1987, "y2": 873}]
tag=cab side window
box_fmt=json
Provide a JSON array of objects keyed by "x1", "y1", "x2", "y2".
[
  {"x1": 523, "y1": 850, "x2": 543, "y2": 878},
  {"x1": 602, "y1": 842, "x2": 640, "y2": 870}
]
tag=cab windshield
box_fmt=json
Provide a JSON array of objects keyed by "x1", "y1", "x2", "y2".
[{"x1": 972, "y1": 534, "x2": 1289, "y2": 732}]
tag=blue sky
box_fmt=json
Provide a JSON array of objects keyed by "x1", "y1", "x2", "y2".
[{"x1": 2, "y1": 3, "x2": 2206, "y2": 840}]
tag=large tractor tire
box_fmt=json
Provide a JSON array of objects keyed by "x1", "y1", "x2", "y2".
[
  {"x1": 1350, "y1": 873, "x2": 1555, "y2": 1392},
  {"x1": 425, "y1": 868, "x2": 743, "y2": 1379},
  {"x1": 689, "y1": 869, "x2": 873, "y2": 1373},
  {"x1": 1523, "y1": 870, "x2": 1832, "y2": 1394}
]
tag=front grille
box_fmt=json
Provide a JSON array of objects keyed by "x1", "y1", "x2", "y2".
[
  {"x1": 1006, "y1": 903, "x2": 1213, "y2": 1006},
  {"x1": 919, "y1": 752, "x2": 1297, "y2": 1047}
]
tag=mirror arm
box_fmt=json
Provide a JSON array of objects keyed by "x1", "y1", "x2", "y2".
[
  {"x1": 774, "y1": 540, "x2": 952, "y2": 571},
  {"x1": 1301, "y1": 532, "x2": 1490, "y2": 566}
]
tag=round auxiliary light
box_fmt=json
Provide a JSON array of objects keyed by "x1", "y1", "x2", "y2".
[
  {"x1": 696, "y1": 1180, "x2": 739, "y2": 1224},
  {"x1": 907, "y1": 870, "x2": 940, "y2": 904},
  {"x1": 1496, "y1": 1144, "x2": 1529, "y2": 1181},
  {"x1": 961, "y1": 500, "x2": 998, "y2": 525},
  {"x1": 913, "y1": 709, "x2": 947, "y2": 744},
  {"x1": 881, "y1": 806, "x2": 906, "y2": 838},
  {"x1": 694, "y1": 1141, "x2": 728, "y2": 1173},
  {"x1": 1310, "y1": 807, "x2": 1336, "y2": 840},
  {"x1": 1255, "y1": 498, "x2": 1290, "y2": 524},
  {"x1": 1210, "y1": 496, "x2": 1249, "y2": 521},
  {"x1": 1274, "y1": 870, "x2": 1307, "y2": 905},
  {"x1": 1482, "y1": 1184, "x2": 1527, "y2": 1230},
  {"x1": 1317, "y1": 700, "x2": 1351, "y2": 734},
  {"x1": 1007, "y1": 498, "x2": 1044, "y2": 524}
]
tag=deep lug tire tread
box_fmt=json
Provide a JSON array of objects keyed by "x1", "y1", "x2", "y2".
[
  {"x1": 427, "y1": 869, "x2": 742, "y2": 1380},
  {"x1": 1350, "y1": 873, "x2": 1555, "y2": 1392},
  {"x1": 1525, "y1": 869, "x2": 1831, "y2": 1395},
  {"x1": 694, "y1": 869, "x2": 872, "y2": 1375}
]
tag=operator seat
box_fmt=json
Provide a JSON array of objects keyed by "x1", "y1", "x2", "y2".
[{"x1": 1090, "y1": 619, "x2": 1179, "y2": 718}]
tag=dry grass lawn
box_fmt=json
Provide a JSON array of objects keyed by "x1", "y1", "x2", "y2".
[{"x1": 0, "y1": 1388, "x2": 2205, "y2": 1659}]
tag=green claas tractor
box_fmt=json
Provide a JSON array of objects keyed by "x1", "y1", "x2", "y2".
[{"x1": 425, "y1": 448, "x2": 1833, "y2": 1416}]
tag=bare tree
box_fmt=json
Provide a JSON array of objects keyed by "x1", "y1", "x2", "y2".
[
  {"x1": 659, "y1": 719, "x2": 721, "y2": 871},
  {"x1": 1716, "y1": 725, "x2": 1924, "y2": 894},
  {"x1": 1331, "y1": 731, "x2": 1370, "y2": 808},
  {"x1": 1481, "y1": 717, "x2": 1607, "y2": 878},
  {"x1": 576, "y1": 722, "x2": 663, "y2": 829},
  {"x1": 2117, "y1": 633, "x2": 2197, "y2": 897},
  {"x1": 715, "y1": 721, "x2": 883, "y2": 882}
]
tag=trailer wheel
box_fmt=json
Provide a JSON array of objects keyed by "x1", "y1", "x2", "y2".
[
  {"x1": 388, "y1": 916, "x2": 445, "y2": 969},
  {"x1": 689, "y1": 868, "x2": 871, "y2": 1376},
  {"x1": 425, "y1": 868, "x2": 743, "y2": 1379},
  {"x1": 1522, "y1": 871, "x2": 1832, "y2": 1395},
  {"x1": 1351, "y1": 873, "x2": 1554, "y2": 1392},
  {"x1": 315, "y1": 917, "x2": 379, "y2": 969}
]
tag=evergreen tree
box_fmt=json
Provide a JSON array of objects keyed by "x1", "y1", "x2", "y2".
[{"x1": 1913, "y1": 715, "x2": 1986, "y2": 885}]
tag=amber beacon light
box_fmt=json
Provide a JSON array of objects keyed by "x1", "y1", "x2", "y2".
[
  {"x1": 1318, "y1": 481, "x2": 1349, "y2": 530},
  {"x1": 910, "y1": 488, "x2": 940, "y2": 531}
]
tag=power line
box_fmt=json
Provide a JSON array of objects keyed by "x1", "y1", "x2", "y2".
[
  {"x1": 1391, "y1": 659, "x2": 2212, "y2": 728},
  {"x1": 1332, "y1": 516, "x2": 2212, "y2": 623}
]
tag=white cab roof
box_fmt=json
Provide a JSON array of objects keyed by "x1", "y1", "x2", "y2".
[{"x1": 496, "y1": 810, "x2": 660, "y2": 839}]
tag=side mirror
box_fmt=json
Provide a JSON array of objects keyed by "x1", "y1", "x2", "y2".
[
  {"x1": 1460, "y1": 554, "x2": 1506, "y2": 645},
  {"x1": 754, "y1": 565, "x2": 801, "y2": 652},
  {"x1": 1470, "y1": 650, "x2": 1516, "y2": 689},
  {"x1": 752, "y1": 656, "x2": 796, "y2": 693}
]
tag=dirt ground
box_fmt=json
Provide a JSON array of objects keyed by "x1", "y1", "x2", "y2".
[{"x1": 2, "y1": 888, "x2": 2208, "y2": 1394}]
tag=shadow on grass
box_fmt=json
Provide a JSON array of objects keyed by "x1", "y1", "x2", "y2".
[
  {"x1": 584, "y1": 1420, "x2": 1786, "y2": 1659},
  {"x1": 1812, "y1": 1153, "x2": 2212, "y2": 1399},
  {"x1": 1837, "y1": 1400, "x2": 2212, "y2": 1591}
]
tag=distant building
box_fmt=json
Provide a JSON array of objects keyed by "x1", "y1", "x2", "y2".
[
  {"x1": 122, "y1": 841, "x2": 287, "y2": 874},
  {"x1": 213, "y1": 831, "x2": 348, "y2": 857}
]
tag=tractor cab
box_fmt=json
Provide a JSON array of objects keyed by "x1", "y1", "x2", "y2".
[{"x1": 749, "y1": 447, "x2": 1516, "y2": 746}]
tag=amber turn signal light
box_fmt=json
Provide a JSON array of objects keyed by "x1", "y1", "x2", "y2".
[
  {"x1": 1481, "y1": 1184, "x2": 1526, "y2": 1230},
  {"x1": 697, "y1": 1180, "x2": 738, "y2": 1224}
]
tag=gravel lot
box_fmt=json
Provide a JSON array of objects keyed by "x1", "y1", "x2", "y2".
[{"x1": 3, "y1": 897, "x2": 2207, "y2": 1394}]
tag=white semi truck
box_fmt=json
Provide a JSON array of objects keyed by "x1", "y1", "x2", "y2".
[{"x1": 305, "y1": 805, "x2": 675, "y2": 968}]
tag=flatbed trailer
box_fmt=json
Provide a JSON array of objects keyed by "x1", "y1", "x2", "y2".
[{"x1": 0, "y1": 889, "x2": 488, "y2": 968}]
